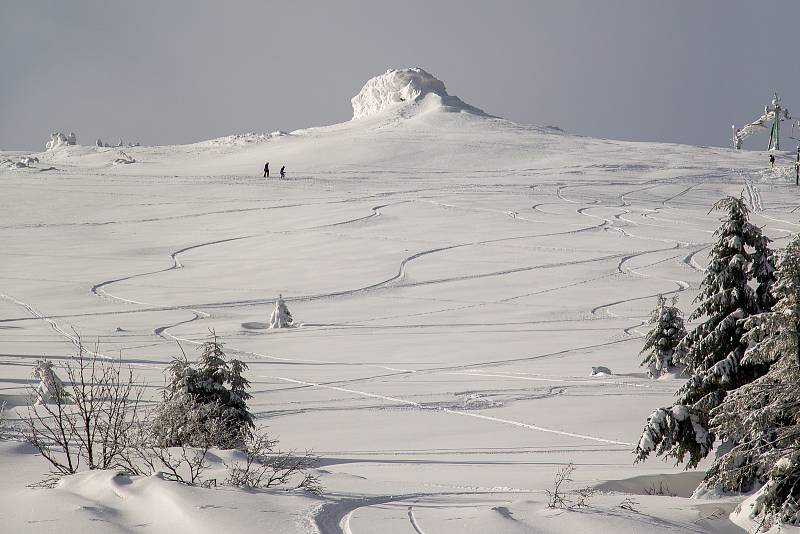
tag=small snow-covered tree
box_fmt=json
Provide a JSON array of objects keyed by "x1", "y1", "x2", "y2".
[
  {"x1": 155, "y1": 332, "x2": 254, "y2": 448},
  {"x1": 707, "y1": 234, "x2": 800, "y2": 501},
  {"x1": 269, "y1": 294, "x2": 295, "y2": 328},
  {"x1": 635, "y1": 196, "x2": 774, "y2": 467},
  {"x1": 640, "y1": 295, "x2": 686, "y2": 378},
  {"x1": 32, "y1": 360, "x2": 68, "y2": 405}
]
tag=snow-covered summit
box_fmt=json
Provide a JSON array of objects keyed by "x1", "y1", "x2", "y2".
[{"x1": 351, "y1": 67, "x2": 486, "y2": 120}]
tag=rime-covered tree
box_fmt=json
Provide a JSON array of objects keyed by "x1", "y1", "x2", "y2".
[
  {"x1": 635, "y1": 196, "x2": 773, "y2": 467},
  {"x1": 155, "y1": 332, "x2": 254, "y2": 448},
  {"x1": 32, "y1": 360, "x2": 69, "y2": 405},
  {"x1": 707, "y1": 234, "x2": 800, "y2": 508},
  {"x1": 269, "y1": 294, "x2": 295, "y2": 328},
  {"x1": 640, "y1": 295, "x2": 686, "y2": 378},
  {"x1": 195, "y1": 331, "x2": 230, "y2": 404}
]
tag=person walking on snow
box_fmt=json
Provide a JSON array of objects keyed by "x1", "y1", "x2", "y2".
[
  {"x1": 770, "y1": 154, "x2": 775, "y2": 169},
  {"x1": 280, "y1": 165, "x2": 285, "y2": 179},
  {"x1": 263, "y1": 162, "x2": 269, "y2": 178}
]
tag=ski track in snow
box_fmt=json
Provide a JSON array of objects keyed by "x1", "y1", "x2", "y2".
[
  {"x1": 8, "y1": 170, "x2": 749, "y2": 455},
  {"x1": 261, "y1": 375, "x2": 632, "y2": 446},
  {"x1": 407, "y1": 506, "x2": 427, "y2": 534}
]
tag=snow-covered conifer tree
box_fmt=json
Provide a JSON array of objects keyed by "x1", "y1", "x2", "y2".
[
  {"x1": 269, "y1": 294, "x2": 295, "y2": 328},
  {"x1": 32, "y1": 359, "x2": 68, "y2": 405},
  {"x1": 640, "y1": 295, "x2": 686, "y2": 378},
  {"x1": 155, "y1": 332, "x2": 254, "y2": 447},
  {"x1": 751, "y1": 229, "x2": 777, "y2": 313},
  {"x1": 707, "y1": 234, "x2": 800, "y2": 503},
  {"x1": 196, "y1": 331, "x2": 229, "y2": 398},
  {"x1": 635, "y1": 196, "x2": 773, "y2": 467}
]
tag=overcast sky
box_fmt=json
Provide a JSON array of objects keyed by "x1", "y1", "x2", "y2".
[{"x1": 3, "y1": 1, "x2": 800, "y2": 151}]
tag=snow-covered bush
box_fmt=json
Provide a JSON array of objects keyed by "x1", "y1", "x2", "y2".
[
  {"x1": 269, "y1": 295, "x2": 295, "y2": 328},
  {"x1": 153, "y1": 332, "x2": 254, "y2": 448},
  {"x1": 45, "y1": 131, "x2": 76, "y2": 150},
  {"x1": 640, "y1": 295, "x2": 686, "y2": 378},
  {"x1": 635, "y1": 196, "x2": 775, "y2": 467},
  {"x1": 32, "y1": 359, "x2": 68, "y2": 405}
]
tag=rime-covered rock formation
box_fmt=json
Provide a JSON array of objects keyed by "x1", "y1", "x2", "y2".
[
  {"x1": 351, "y1": 67, "x2": 486, "y2": 120},
  {"x1": 46, "y1": 131, "x2": 77, "y2": 150}
]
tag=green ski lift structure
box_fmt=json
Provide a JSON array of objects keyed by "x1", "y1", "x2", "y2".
[{"x1": 732, "y1": 93, "x2": 791, "y2": 150}]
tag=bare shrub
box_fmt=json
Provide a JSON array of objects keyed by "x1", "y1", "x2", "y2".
[
  {"x1": 119, "y1": 397, "x2": 225, "y2": 486},
  {"x1": 223, "y1": 427, "x2": 321, "y2": 493},
  {"x1": 645, "y1": 481, "x2": 676, "y2": 496},
  {"x1": 22, "y1": 341, "x2": 142, "y2": 482},
  {"x1": 545, "y1": 463, "x2": 596, "y2": 510}
]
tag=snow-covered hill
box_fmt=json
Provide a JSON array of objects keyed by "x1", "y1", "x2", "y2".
[{"x1": 1, "y1": 68, "x2": 798, "y2": 534}]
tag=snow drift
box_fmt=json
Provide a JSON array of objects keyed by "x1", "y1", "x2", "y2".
[{"x1": 351, "y1": 67, "x2": 487, "y2": 120}]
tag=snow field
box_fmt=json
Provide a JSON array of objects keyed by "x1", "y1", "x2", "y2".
[{"x1": 2, "y1": 71, "x2": 800, "y2": 532}]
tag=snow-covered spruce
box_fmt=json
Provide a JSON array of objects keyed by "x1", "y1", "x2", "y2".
[
  {"x1": 635, "y1": 196, "x2": 775, "y2": 467},
  {"x1": 32, "y1": 359, "x2": 68, "y2": 405},
  {"x1": 707, "y1": 234, "x2": 800, "y2": 502},
  {"x1": 154, "y1": 331, "x2": 253, "y2": 448},
  {"x1": 640, "y1": 295, "x2": 686, "y2": 378},
  {"x1": 269, "y1": 294, "x2": 295, "y2": 328}
]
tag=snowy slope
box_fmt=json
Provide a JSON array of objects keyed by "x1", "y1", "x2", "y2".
[{"x1": 1, "y1": 68, "x2": 799, "y2": 533}]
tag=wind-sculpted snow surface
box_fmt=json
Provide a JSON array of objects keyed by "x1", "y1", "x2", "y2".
[{"x1": 0, "y1": 69, "x2": 796, "y2": 534}]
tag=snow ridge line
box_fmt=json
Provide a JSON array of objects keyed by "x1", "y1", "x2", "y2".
[{"x1": 263, "y1": 375, "x2": 633, "y2": 446}]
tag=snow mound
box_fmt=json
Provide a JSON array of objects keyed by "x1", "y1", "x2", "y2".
[
  {"x1": 45, "y1": 131, "x2": 77, "y2": 150},
  {"x1": 2, "y1": 156, "x2": 39, "y2": 169},
  {"x1": 351, "y1": 67, "x2": 486, "y2": 120}
]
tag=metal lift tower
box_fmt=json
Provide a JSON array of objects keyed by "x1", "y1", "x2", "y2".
[{"x1": 732, "y1": 93, "x2": 791, "y2": 150}]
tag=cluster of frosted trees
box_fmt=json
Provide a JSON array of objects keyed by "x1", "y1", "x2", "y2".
[{"x1": 634, "y1": 196, "x2": 800, "y2": 527}]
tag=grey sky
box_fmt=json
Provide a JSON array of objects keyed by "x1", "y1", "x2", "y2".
[{"x1": 3, "y1": 0, "x2": 800, "y2": 151}]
